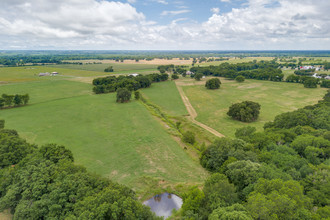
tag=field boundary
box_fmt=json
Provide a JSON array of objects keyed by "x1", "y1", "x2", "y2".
[{"x1": 175, "y1": 81, "x2": 225, "y2": 138}]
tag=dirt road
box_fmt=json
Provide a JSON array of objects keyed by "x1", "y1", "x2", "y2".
[{"x1": 175, "y1": 82, "x2": 225, "y2": 138}]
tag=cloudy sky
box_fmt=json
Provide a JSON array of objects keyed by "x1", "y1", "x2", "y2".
[{"x1": 0, "y1": 0, "x2": 329, "y2": 50}]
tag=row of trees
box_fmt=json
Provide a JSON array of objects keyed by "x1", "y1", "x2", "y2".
[
  {"x1": 181, "y1": 90, "x2": 330, "y2": 219},
  {"x1": 187, "y1": 61, "x2": 284, "y2": 82},
  {"x1": 0, "y1": 94, "x2": 29, "y2": 109},
  {"x1": 92, "y1": 73, "x2": 168, "y2": 94},
  {"x1": 286, "y1": 74, "x2": 330, "y2": 88},
  {"x1": 0, "y1": 123, "x2": 159, "y2": 219}
]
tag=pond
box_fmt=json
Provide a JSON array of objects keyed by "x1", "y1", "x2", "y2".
[{"x1": 143, "y1": 193, "x2": 183, "y2": 219}]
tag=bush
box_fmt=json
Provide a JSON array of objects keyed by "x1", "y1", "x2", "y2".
[
  {"x1": 320, "y1": 80, "x2": 330, "y2": 88},
  {"x1": 227, "y1": 101, "x2": 261, "y2": 122},
  {"x1": 205, "y1": 78, "x2": 221, "y2": 89},
  {"x1": 134, "y1": 91, "x2": 140, "y2": 100},
  {"x1": 182, "y1": 131, "x2": 195, "y2": 144},
  {"x1": 116, "y1": 88, "x2": 131, "y2": 103},
  {"x1": 235, "y1": 75, "x2": 245, "y2": 82}
]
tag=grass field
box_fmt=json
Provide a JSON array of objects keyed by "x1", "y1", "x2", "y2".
[
  {"x1": 141, "y1": 80, "x2": 188, "y2": 117},
  {"x1": 0, "y1": 79, "x2": 207, "y2": 192},
  {"x1": 181, "y1": 77, "x2": 327, "y2": 137},
  {"x1": 48, "y1": 63, "x2": 158, "y2": 74}
]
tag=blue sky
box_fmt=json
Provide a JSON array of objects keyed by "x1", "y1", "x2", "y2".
[{"x1": 0, "y1": 0, "x2": 329, "y2": 50}]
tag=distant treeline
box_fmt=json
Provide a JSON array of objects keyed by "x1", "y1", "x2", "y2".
[
  {"x1": 1, "y1": 50, "x2": 330, "y2": 66},
  {"x1": 0, "y1": 94, "x2": 29, "y2": 109},
  {"x1": 92, "y1": 73, "x2": 168, "y2": 94},
  {"x1": 189, "y1": 61, "x2": 285, "y2": 82}
]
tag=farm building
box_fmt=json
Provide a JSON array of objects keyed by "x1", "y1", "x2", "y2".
[
  {"x1": 38, "y1": 72, "x2": 50, "y2": 76},
  {"x1": 129, "y1": 73, "x2": 139, "y2": 77},
  {"x1": 51, "y1": 72, "x2": 59, "y2": 75},
  {"x1": 186, "y1": 71, "x2": 194, "y2": 75}
]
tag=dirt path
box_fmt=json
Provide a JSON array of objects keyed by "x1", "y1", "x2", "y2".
[{"x1": 175, "y1": 82, "x2": 225, "y2": 138}]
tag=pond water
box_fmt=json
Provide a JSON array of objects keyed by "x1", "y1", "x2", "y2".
[{"x1": 143, "y1": 193, "x2": 183, "y2": 219}]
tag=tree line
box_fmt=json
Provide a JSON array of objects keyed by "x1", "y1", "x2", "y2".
[
  {"x1": 0, "y1": 94, "x2": 29, "y2": 109},
  {"x1": 180, "y1": 90, "x2": 330, "y2": 219},
  {"x1": 92, "y1": 73, "x2": 168, "y2": 94},
  {"x1": 0, "y1": 122, "x2": 160, "y2": 219},
  {"x1": 188, "y1": 61, "x2": 285, "y2": 82}
]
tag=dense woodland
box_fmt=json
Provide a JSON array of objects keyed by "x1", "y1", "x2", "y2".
[{"x1": 181, "y1": 90, "x2": 330, "y2": 220}]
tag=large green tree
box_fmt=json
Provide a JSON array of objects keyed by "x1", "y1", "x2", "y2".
[{"x1": 227, "y1": 101, "x2": 261, "y2": 122}]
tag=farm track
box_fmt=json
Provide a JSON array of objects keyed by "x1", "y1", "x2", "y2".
[{"x1": 175, "y1": 82, "x2": 225, "y2": 138}]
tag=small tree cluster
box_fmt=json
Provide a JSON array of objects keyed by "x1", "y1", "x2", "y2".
[
  {"x1": 303, "y1": 78, "x2": 318, "y2": 88},
  {"x1": 227, "y1": 101, "x2": 261, "y2": 122},
  {"x1": 205, "y1": 78, "x2": 221, "y2": 89},
  {"x1": 104, "y1": 66, "x2": 114, "y2": 72},
  {"x1": 0, "y1": 94, "x2": 29, "y2": 109},
  {"x1": 171, "y1": 74, "x2": 179, "y2": 80}
]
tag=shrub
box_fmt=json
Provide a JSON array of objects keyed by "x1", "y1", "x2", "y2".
[
  {"x1": 235, "y1": 75, "x2": 245, "y2": 82},
  {"x1": 182, "y1": 131, "x2": 196, "y2": 144},
  {"x1": 205, "y1": 78, "x2": 221, "y2": 89},
  {"x1": 195, "y1": 73, "x2": 203, "y2": 81}
]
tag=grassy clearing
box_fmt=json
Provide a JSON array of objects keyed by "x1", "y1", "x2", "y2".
[
  {"x1": 1, "y1": 80, "x2": 207, "y2": 192},
  {"x1": 181, "y1": 77, "x2": 327, "y2": 137},
  {"x1": 141, "y1": 80, "x2": 188, "y2": 117},
  {"x1": 0, "y1": 210, "x2": 12, "y2": 220}
]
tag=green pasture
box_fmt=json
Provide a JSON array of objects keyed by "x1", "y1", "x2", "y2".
[
  {"x1": 182, "y1": 77, "x2": 327, "y2": 137},
  {"x1": 0, "y1": 80, "x2": 207, "y2": 191},
  {"x1": 141, "y1": 80, "x2": 188, "y2": 116},
  {"x1": 0, "y1": 66, "x2": 109, "y2": 83},
  {"x1": 48, "y1": 63, "x2": 158, "y2": 74},
  {"x1": 200, "y1": 57, "x2": 274, "y2": 66}
]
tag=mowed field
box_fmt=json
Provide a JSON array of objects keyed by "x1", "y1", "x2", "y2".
[
  {"x1": 181, "y1": 77, "x2": 327, "y2": 137},
  {"x1": 49, "y1": 63, "x2": 158, "y2": 74},
  {"x1": 0, "y1": 67, "x2": 207, "y2": 192},
  {"x1": 141, "y1": 80, "x2": 188, "y2": 117}
]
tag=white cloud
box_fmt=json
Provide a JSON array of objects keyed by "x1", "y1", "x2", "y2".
[
  {"x1": 0, "y1": 0, "x2": 329, "y2": 50},
  {"x1": 161, "y1": 10, "x2": 191, "y2": 16},
  {"x1": 211, "y1": 7, "x2": 220, "y2": 14},
  {"x1": 153, "y1": 0, "x2": 168, "y2": 5}
]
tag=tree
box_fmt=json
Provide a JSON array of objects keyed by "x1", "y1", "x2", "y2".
[
  {"x1": 21, "y1": 94, "x2": 29, "y2": 105},
  {"x1": 0, "y1": 120, "x2": 4, "y2": 129},
  {"x1": 2, "y1": 94, "x2": 14, "y2": 107},
  {"x1": 116, "y1": 88, "x2": 131, "y2": 103},
  {"x1": 104, "y1": 66, "x2": 114, "y2": 72},
  {"x1": 227, "y1": 101, "x2": 261, "y2": 122},
  {"x1": 209, "y1": 204, "x2": 253, "y2": 220},
  {"x1": 303, "y1": 77, "x2": 318, "y2": 88},
  {"x1": 235, "y1": 75, "x2": 245, "y2": 82},
  {"x1": 195, "y1": 73, "x2": 203, "y2": 81},
  {"x1": 171, "y1": 74, "x2": 179, "y2": 80},
  {"x1": 0, "y1": 98, "x2": 4, "y2": 108},
  {"x1": 205, "y1": 78, "x2": 221, "y2": 89},
  {"x1": 247, "y1": 179, "x2": 312, "y2": 220},
  {"x1": 13, "y1": 94, "x2": 22, "y2": 106}
]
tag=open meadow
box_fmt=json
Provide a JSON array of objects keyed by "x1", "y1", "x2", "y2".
[{"x1": 180, "y1": 77, "x2": 327, "y2": 137}]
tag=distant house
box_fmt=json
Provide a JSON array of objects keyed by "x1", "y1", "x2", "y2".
[
  {"x1": 51, "y1": 72, "x2": 59, "y2": 75},
  {"x1": 38, "y1": 72, "x2": 50, "y2": 76},
  {"x1": 312, "y1": 73, "x2": 322, "y2": 79},
  {"x1": 186, "y1": 71, "x2": 193, "y2": 75},
  {"x1": 129, "y1": 73, "x2": 139, "y2": 77}
]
